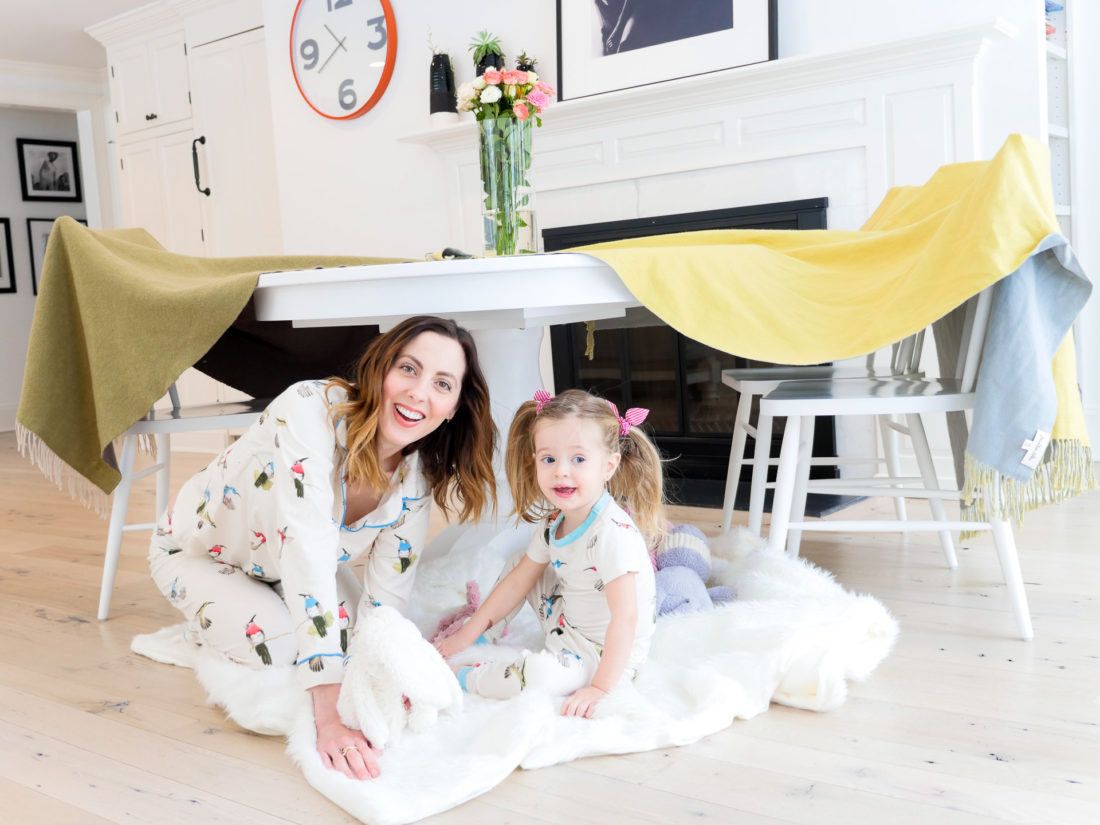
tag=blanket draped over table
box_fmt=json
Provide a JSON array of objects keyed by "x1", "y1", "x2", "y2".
[{"x1": 16, "y1": 133, "x2": 1094, "y2": 523}]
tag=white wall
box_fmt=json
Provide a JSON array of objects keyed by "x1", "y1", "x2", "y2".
[
  {"x1": 263, "y1": 0, "x2": 1045, "y2": 256},
  {"x1": 0, "y1": 107, "x2": 87, "y2": 430}
]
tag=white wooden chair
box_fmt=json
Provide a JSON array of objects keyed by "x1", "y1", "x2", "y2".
[
  {"x1": 98, "y1": 385, "x2": 268, "y2": 620},
  {"x1": 719, "y1": 332, "x2": 926, "y2": 534},
  {"x1": 758, "y1": 290, "x2": 1034, "y2": 640}
]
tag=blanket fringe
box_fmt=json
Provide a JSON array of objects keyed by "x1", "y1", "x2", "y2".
[
  {"x1": 961, "y1": 439, "x2": 1096, "y2": 534},
  {"x1": 15, "y1": 422, "x2": 159, "y2": 519}
]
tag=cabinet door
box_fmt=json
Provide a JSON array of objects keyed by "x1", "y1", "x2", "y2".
[
  {"x1": 111, "y1": 43, "x2": 155, "y2": 136},
  {"x1": 148, "y1": 32, "x2": 192, "y2": 127},
  {"x1": 117, "y1": 130, "x2": 205, "y2": 256},
  {"x1": 110, "y1": 31, "x2": 191, "y2": 137},
  {"x1": 189, "y1": 28, "x2": 283, "y2": 257}
]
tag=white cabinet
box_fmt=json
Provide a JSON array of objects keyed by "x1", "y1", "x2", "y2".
[
  {"x1": 189, "y1": 28, "x2": 283, "y2": 257},
  {"x1": 117, "y1": 127, "x2": 206, "y2": 255},
  {"x1": 109, "y1": 31, "x2": 192, "y2": 137}
]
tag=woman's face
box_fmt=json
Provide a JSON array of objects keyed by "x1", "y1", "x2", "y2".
[{"x1": 377, "y1": 331, "x2": 466, "y2": 462}]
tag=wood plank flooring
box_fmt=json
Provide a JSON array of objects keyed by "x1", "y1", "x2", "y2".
[{"x1": 2, "y1": 430, "x2": 1098, "y2": 824}]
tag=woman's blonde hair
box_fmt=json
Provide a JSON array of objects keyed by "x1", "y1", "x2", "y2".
[
  {"x1": 326, "y1": 315, "x2": 497, "y2": 523},
  {"x1": 504, "y1": 389, "x2": 665, "y2": 537}
]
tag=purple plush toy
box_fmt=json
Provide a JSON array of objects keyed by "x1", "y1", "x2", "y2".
[{"x1": 654, "y1": 524, "x2": 735, "y2": 616}]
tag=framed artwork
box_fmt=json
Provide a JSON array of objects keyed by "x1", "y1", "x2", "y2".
[
  {"x1": 0, "y1": 219, "x2": 15, "y2": 294},
  {"x1": 16, "y1": 138, "x2": 83, "y2": 203},
  {"x1": 26, "y1": 217, "x2": 85, "y2": 296},
  {"x1": 556, "y1": 0, "x2": 778, "y2": 101}
]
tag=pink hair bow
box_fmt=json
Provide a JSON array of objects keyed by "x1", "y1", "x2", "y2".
[
  {"x1": 607, "y1": 401, "x2": 649, "y2": 436},
  {"x1": 533, "y1": 389, "x2": 554, "y2": 414}
]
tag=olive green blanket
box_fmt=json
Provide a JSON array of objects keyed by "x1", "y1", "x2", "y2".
[{"x1": 15, "y1": 219, "x2": 401, "y2": 512}]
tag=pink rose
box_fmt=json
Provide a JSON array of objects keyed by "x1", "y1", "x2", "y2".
[
  {"x1": 482, "y1": 69, "x2": 503, "y2": 85},
  {"x1": 513, "y1": 102, "x2": 530, "y2": 121},
  {"x1": 501, "y1": 70, "x2": 527, "y2": 85},
  {"x1": 535, "y1": 81, "x2": 555, "y2": 96},
  {"x1": 526, "y1": 90, "x2": 549, "y2": 111}
]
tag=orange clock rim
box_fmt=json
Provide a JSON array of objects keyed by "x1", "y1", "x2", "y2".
[{"x1": 289, "y1": 0, "x2": 397, "y2": 120}]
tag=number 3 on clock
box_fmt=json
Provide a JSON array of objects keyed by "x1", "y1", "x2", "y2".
[{"x1": 290, "y1": 0, "x2": 397, "y2": 120}]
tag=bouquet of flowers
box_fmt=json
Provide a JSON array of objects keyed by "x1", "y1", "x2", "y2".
[
  {"x1": 458, "y1": 62, "x2": 556, "y2": 255},
  {"x1": 457, "y1": 68, "x2": 555, "y2": 125}
]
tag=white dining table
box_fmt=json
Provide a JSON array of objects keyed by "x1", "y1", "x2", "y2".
[{"x1": 254, "y1": 252, "x2": 643, "y2": 554}]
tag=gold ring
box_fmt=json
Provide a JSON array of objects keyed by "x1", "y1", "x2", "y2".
[{"x1": 340, "y1": 746, "x2": 359, "y2": 757}]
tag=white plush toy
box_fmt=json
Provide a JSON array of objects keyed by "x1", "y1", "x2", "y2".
[{"x1": 336, "y1": 605, "x2": 463, "y2": 750}]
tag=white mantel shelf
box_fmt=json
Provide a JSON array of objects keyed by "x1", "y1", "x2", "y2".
[{"x1": 399, "y1": 18, "x2": 1016, "y2": 155}]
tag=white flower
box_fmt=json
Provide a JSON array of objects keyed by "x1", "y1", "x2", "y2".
[
  {"x1": 479, "y1": 85, "x2": 502, "y2": 103},
  {"x1": 472, "y1": 76, "x2": 487, "y2": 90},
  {"x1": 456, "y1": 82, "x2": 476, "y2": 109},
  {"x1": 526, "y1": 71, "x2": 538, "y2": 83}
]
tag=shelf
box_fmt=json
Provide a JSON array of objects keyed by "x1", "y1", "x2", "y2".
[
  {"x1": 1046, "y1": 41, "x2": 1067, "y2": 59},
  {"x1": 1054, "y1": 204, "x2": 1072, "y2": 216},
  {"x1": 1048, "y1": 124, "x2": 1069, "y2": 139}
]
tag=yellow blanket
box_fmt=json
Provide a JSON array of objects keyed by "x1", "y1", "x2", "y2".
[
  {"x1": 582, "y1": 134, "x2": 1094, "y2": 522},
  {"x1": 15, "y1": 219, "x2": 402, "y2": 512}
]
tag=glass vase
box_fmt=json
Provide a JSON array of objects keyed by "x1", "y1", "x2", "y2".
[{"x1": 478, "y1": 115, "x2": 537, "y2": 256}]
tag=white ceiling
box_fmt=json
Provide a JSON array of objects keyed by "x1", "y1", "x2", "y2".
[{"x1": 0, "y1": 1, "x2": 158, "y2": 70}]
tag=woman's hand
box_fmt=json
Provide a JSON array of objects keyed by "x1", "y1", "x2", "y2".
[
  {"x1": 561, "y1": 684, "x2": 607, "y2": 718},
  {"x1": 310, "y1": 683, "x2": 381, "y2": 780}
]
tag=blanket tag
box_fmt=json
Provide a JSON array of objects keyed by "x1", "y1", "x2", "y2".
[{"x1": 1020, "y1": 429, "x2": 1050, "y2": 469}]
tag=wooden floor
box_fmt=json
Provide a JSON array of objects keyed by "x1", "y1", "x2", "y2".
[{"x1": 3, "y1": 429, "x2": 1099, "y2": 824}]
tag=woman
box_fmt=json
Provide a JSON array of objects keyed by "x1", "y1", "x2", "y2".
[{"x1": 148, "y1": 315, "x2": 496, "y2": 780}]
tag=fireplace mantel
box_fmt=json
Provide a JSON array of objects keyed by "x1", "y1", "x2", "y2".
[{"x1": 400, "y1": 18, "x2": 1014, "y2": 252}]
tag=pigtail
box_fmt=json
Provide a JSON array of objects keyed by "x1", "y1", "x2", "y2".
[
  {"x1": 608, "y1": 427, "x2": 667, "y2": 540},
  {"x1": 505, "y1": 400, "x2": 555, "y2": 524}
]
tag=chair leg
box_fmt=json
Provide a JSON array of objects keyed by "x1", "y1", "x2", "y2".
[
  {"x1": 154, "y1": 432, "x2": 171, "y2": 519},
  {"x1": 906, "y1": 413, "x2": 958, "y2": 569},
  {"x1": 879, "y1": 414, "x2": 908, "y2": 520},
  {"x1": 748, "y1": 413, "x2": 773, "y2": 536},
  {"x1": 721, "y1": 390, "x2": 753, "y2": 533},
  {"x1": 787, "y1": 415, "x2": 815, "y2": 557},
  {"x1": 990, "y1": 517, "x2": 1034, "y2": 640},
  {"x1": 766, "y1": 414, "x2": 801, "y2": 554},
  {"x1": 99, "y1": 434, "x2": 138, "y2": 621}
]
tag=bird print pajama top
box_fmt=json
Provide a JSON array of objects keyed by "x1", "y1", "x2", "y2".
[{"x1": 148, "y1": 380, "x2": 431, "y2": 690}]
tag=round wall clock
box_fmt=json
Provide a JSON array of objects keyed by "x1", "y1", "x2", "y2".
[{"x1": 289, "y1": 0, "x2": 397, "y2": 120}]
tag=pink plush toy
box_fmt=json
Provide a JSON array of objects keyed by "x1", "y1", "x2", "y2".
[{"x1": 429, "y1": 580, "x2": 481, "y2": 644}]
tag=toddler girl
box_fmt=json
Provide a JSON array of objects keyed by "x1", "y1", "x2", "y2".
[{"x1": 435, "y1": 389, "x2": 664, "y2": 717}]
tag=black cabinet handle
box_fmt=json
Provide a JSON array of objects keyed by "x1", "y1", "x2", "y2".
[
  {"x1": 191, "y1": 136, "x2": 211, "y2": 196},
  {"x1": 145, "y1": 113, "x2": 158, "y2": 121}
]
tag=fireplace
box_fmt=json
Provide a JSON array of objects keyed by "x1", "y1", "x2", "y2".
[{"x1": 542, "y1": 198, "x2": 848, "y2": 512}]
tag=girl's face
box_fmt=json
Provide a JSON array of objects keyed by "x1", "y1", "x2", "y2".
[
  {"x1": 533, "y1": 415, "x2": 620, "y2": 532},
  {"x1": 377, "y1": 331, "x2": 465, "y2": 465}
]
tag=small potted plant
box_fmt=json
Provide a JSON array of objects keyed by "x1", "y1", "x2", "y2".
[
  {"x1": 515, "y1": 51, "x2": 537, "y2": 73},
  {"x1": 469, "y1": 30, "x2": 504, "y2": 75}
]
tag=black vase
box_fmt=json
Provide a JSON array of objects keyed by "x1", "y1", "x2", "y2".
[
  {"x1": 429, "y1": 54, "x2": 457, "y2": 114},
  {"x1": 476, "y1": 52, "x2": 504, "y2": 76}
]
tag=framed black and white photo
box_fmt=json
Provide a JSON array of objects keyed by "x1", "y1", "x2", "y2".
[
  {"x1": 556, "y1": 0, "x2": 777, "y2": 100},
  {"x1": 16, "y1": 138, "x2": 83, "y2": 203},
  {"x1": 26, "y1": 217, "x2": 84, "y2": 295},
  {"x1": 0, "y1": 219, "x2": 15, "y2": 294}
]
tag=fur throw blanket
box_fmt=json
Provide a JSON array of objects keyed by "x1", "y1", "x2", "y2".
[{"x1": 131, "y1": 529, "x2": 898, "y2": 825}]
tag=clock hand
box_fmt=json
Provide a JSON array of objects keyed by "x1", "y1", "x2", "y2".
[
  {"x1": 317, "y1": 24, "x2": 348, "y2": 74},
  {"x1": 324, "y1": 23, "x2": 349, "y2": 52}
]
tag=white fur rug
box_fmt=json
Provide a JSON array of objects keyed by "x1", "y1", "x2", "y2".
[{"x1": 131, "y1": 528, "x2": 898, "y2": 825}]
